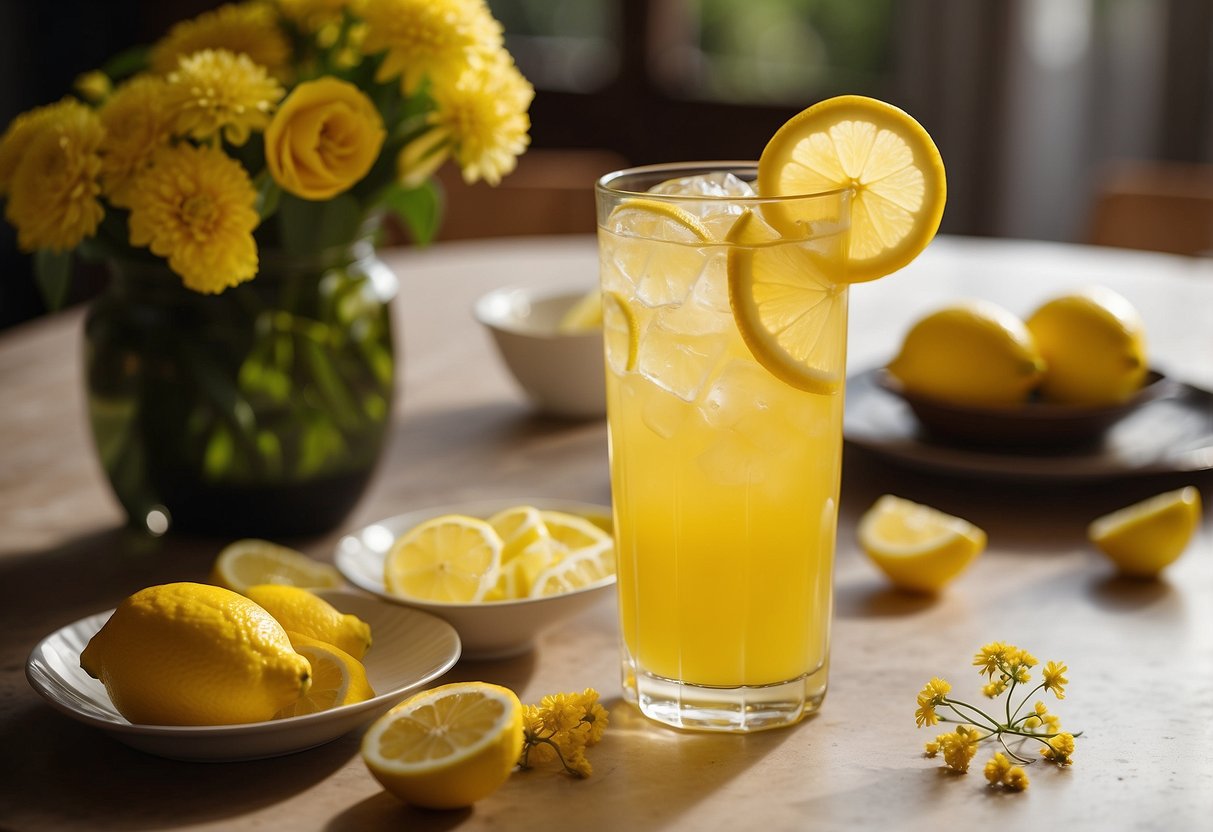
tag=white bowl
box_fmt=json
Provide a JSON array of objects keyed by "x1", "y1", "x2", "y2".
[
  {"x1": 336, "y1": 498, "x2": 616, "y2": 660},
  {"x1": 474, "y1": 286, "x2": 606, "y2": 418},
  {"x1": 25, "y1": 590, "x2": 460, "y2": 762}
]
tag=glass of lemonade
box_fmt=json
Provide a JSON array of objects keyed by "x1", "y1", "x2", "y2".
[{"x1": 596, "y1": 162, "x2": 851, "y2": 733}]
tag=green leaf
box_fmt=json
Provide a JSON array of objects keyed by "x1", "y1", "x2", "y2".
[
  {"x1": 254, "y1": 172, "x2": 282, "y2": 221},
  {"x1": 382, "y1": 181, "x2": 443, "y2": 245},
  {"x1": 100, "y1": 45, "x2": 149, "y2": 81},
  {"x1": 33, "y1": 249, "x2": 74, "y2": 311}
]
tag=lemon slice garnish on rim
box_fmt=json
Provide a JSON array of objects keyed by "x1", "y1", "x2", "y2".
[
  {"x1": 726, "y1": 209, "x2": 848, "y2": 395},
  {"x1": 757, "y1": 94, "x2": 946, "y2": 283}
]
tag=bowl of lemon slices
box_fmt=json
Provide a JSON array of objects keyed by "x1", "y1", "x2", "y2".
[
  {"x1": 474, "y1": 285, "x2": 607, "y2": 418},
  {"x1": 881, "y1": 287, "x2": 1170, "y2": 447},
  {"x1": 336, "y1": 498, "x2": 616, "y2": 660}
]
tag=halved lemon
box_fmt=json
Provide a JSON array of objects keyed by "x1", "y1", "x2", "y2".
[
  {"x1": 602, "y1": 290, "x2": 639, "y2": 373},
  {"x1": 384, "y1": 515, "x2": 502, "y2": 603},
  {"x1": 211, "y1": 538, "x2": 343, "y2": 593},
  {"x1": 274, "y1": 632, "x2": 375, "y2": 718},
  {"x1": 1088, "y1": 486, "x2": 1202, "y2": 577},
  {"x1": 727, "y1": 209, "x2": 848, "y2": 394},
  {"x1": 361, "y1": 682, "x2": 524, "y2": 809},
  {"x1": 858, "y1": 495, "x2": 987, "y2": 592},
  {"x1": 757, "y1": 95, "x2": 946, "y2": 283}
]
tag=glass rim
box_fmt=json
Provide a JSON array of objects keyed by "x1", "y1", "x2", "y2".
[{"x1": 595, "y1": 160, "x2": 849, "y2": 202}]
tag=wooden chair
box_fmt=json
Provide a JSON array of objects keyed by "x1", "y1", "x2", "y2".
[
  {"x1": 423, "y1": 149, "x2": 629, "y2": 241},
  {"x1": 1087, "y1": 161, "x2": 1213, "y2": 256}
]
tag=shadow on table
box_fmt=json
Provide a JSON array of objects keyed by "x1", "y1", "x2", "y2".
[
  {"x1": 834, "y1": 580, "x2": 939, "y2": 619},
  {"x1": 328, "y1": 698, "x2": 800, "y2": 831},
  {"x1": 2, "y1": 702, "x2": 358, "y2": 830}
]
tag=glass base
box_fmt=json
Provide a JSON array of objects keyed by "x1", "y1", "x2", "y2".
[{"x1": 621, "y1": 652, "x2": 828, "y2": 733}]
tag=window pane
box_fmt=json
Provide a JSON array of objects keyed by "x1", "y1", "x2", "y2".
[
  {"x1": 489, "y1": 0, "x2": 620, "y2": 92},
  {"x1": 661, "y1": 0, "x2": 895, "y2": 103}
]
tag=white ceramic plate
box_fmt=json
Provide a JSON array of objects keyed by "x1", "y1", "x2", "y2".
[
  {"x1": 25, "y1": 589, "x2": 460, "y2": 762},
  {"x1": 336, "y1": 498, "x2": 616, "y2": 660}
]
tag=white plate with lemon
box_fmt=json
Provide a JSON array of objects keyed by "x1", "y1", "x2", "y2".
[
  {"x1": 335, "y1": 498, "x2": 617, "y2": 660},
  {"x1": 25, "y1": 589, "x2": 460, "y2": 762}
]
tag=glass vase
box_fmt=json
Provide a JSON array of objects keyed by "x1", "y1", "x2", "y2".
[{"x1": 84, "y1": 240, "x2": 398, "y2": 537}]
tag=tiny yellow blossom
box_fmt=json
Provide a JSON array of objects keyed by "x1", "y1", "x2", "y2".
[
  {"x1": 915, "y1": 677, "x2": 951, "y2": 727},
  {"x1": 276, "y1": 0, "x2": 360, "y2": 32},
  {"x1": 166, "y1": 49, "x2": 284, "y2": 146},
  {"x1": 982, "y1": 678, "x2": 1007, "y2": 699},
  {"x1": 923, "y1": 739, "x2": 941, "y2": 757},
  {"x1": 1041, "y1": 732, "x2": 1076, "y2": 766},
  {"x1": 1005, "y1": 766, "x2": 1029, "y2": 791},
  {"x1": 973, "y1": 642, "x2": 1009, "y2": 677},
  {"x1": 360, "y1": 0, "x2": 503, "y2": 94},
  {"x1": 937, "y1": 726, "x2": 979, "y2": 773},
  {"x1": 519, "y1": 687, "x2": 608, "y2": 778},
  {"x1": 151, "y1": 3, "x2": 292, "y2": 77},
  {"x1": 4, "y1": 99, "x2": 105, "y2": 252},
  {"x1": 983, "y1": 752, "x2": 1012, "y2": 785},
  {"x1": 98, "y1": 75, "x2": 174, "y2": 208},
  {"x1": 1042, "y1": 660, "x2": 1069, "y2": 699},
  {"x1": 126, "y1": 143, "x2": 260, "y2": 293}
]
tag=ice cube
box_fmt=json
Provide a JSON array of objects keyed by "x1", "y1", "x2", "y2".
[
  {"x1": 640, "y1": 385, "x2": 691, "y2": 439},
  {"x1": 686, "y1": 256, "x2": 731, "y2": 313},
  {"x1": 699, "y1": 361, "x2": 791, "y2": 453},
  {"x1": 649, "y1": 172, "x2": 756, "y2": 198},
  {"x1": 634, "y1": 245, "x2": 711, "y2": 307},
  {"x1": 636, "y1": 313, "x2": 726, "y2": 401}
]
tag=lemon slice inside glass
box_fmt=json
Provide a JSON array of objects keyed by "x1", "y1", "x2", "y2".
[
  {"x1": 857, "y1": 495, "x2": 986, "y2": 593},
  {"x1": 211, "y1": 538, "x2": 344, "y2": 593},
  {"x1": 361, "y1": 682, "x2": 523, "y2": 810},
  {"x1": 384, "y1": 515, "x2": 503, "y2": 603},
  {"x1": 602, "y1": 290, "x2": 639, "y2": 373},
  {"x1": 604, "y1": 196, "x2": 713, "y2": 241},
  {"x1": 1088, "y1": 486, "x2": 1202, "y2": 577},
  {"x1": 757, "y1": 94, "x2": 946, "y2": 283},
  {"x1": 726, "y1": 209, "x2": 848, "y2": 395}
]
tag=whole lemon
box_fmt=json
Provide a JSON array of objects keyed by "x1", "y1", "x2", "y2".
[
  {"x1": 243, "y1": 584, "x2": 372, "y2": 659},
  {"x1": 886, "y1": 300, "x2": 1046, "y2": 407},
  {"x1": 80, "y1": 582, "x2": 311, "y2": 725},
  {"x1": 1025, "y1": 286, "x2": 1148, "y2": 406}
]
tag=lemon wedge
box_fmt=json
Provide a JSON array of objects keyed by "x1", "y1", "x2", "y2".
[
  {"x1": 1088, "y1": 486, "x2": 1202, "y2": 577},
  {"x1": 211, "y1": 538, "x2": 343, "y2": 593},
  {"x1": 886, "y1": 300, "x2": 1046, "y2": 407},
  {"x1": 727, "y1": 208, "x2": 848, "y2": 394},
  {"x1": 361, "y1": 682, "x2": 524, "y2": 809},
  {"x1": 757, "y1": 94, "x2": 946, "y2": 282},
  {"x1": 274, "y1": 632, "x2": 375, "y2": 718},
  {"x1": 384, "y1": 515, "x2": 503, "y2": 603},
  {"x1": 858, "y1": 495, "x2": 987, "y2": 592},
  {"x1": 1026, "y1": 286, "x2": 1148, "y2": 406},
  {"x1": 530, "y1": 539, "x2": 616, "y2": 597}
]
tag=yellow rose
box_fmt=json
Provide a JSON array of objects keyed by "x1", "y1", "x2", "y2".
[{"x1": 265, "y1": 77, "x2": 385, "y2": 200}]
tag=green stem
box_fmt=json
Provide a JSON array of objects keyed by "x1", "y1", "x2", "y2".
[{"x1": 941, "y1": 698, "x2": 1002, "y2": 732}]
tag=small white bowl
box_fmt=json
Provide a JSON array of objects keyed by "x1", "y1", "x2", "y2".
[
  {"x1": 336, "y1": 498, "x2": 616, "y2": 660},
  {"x1": 25, "y1": 590, "x2": 461, "y2": 762},
  {"x1": 474, "y1": 286, "x2": 606, "y2": 418}
]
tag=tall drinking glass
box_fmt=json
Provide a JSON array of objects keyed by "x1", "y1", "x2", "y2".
[{"x1": 596, "y1": 163, "x2": 851, "y2": 732}]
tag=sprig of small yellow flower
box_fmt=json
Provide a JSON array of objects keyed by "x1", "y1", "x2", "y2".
[
  {"x1": 518, "y1": 688, "x2": 608, "y2": 778},
  {"x1": 916, "y1": 642, "x2": 1080, "y2": 792}
]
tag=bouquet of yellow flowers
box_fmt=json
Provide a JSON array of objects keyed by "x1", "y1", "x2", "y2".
[
  {"x1": 0, "y1": 0, "x2": 533, "y2": 300},
  {"x1": 0, "y1": 0, "x2": 533, "y2": 537}
]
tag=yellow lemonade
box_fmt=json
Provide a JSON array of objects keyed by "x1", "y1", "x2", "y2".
[{"x1": 597, "y1": 165, "x2": 849, "y2": 729}]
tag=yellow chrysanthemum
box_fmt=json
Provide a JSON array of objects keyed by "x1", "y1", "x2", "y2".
[
  {"x1": 426, "y1": 50, "x2": 532, "y2": 185},
  {"x1": 360, "y1": 0, "x2": 502, "y2": 94},
  {"x1": 151, "y1": 2, "x2": 291, "y2": 78},
  {"x1": 277, "y1": 0, "x2": 362, "y2": 32},
  {"x1": 4, "y1": 99, "x2": 104, "y2": 252},
  {"x1": 0, "y1": 100, "x2": 69, "y2": 196},
  {"x1": 98, "y1": 75, "x2": 174, "y2": 208},
  {"x1": 126, "y1": 144, "x2": 260, "y2": 293},
  {"x1": 166, "y1": 49, "x2": 284, "y2": 146}
]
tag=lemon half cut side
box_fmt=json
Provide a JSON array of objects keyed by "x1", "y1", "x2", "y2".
[{"x1": 758, "y1": 95, "x2": 946, "y2": 283}]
